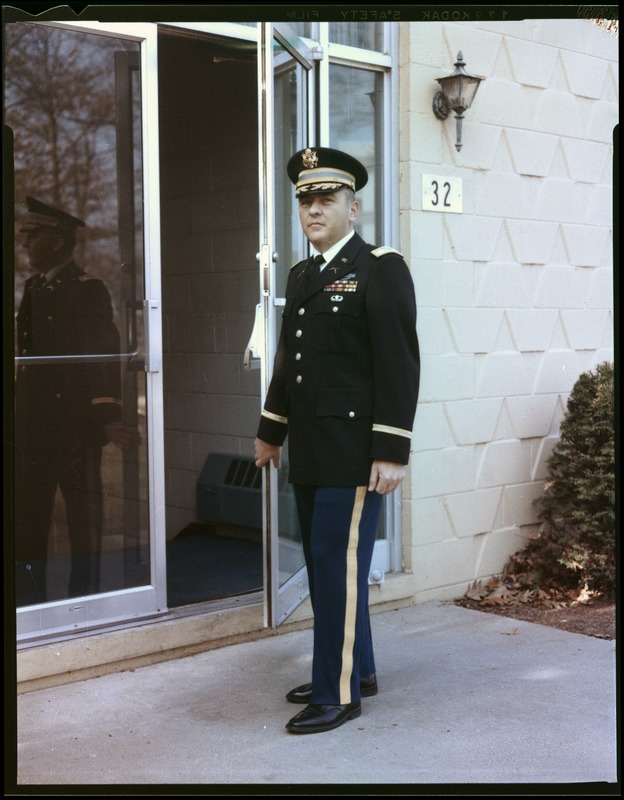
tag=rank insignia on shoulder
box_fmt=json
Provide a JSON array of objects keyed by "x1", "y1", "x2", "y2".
[{"x1": 371, "y1": 246, "x2": 403, "y2": 259}]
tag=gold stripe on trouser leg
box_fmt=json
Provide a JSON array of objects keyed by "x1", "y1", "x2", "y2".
[{"x1": 339, "y1": 486, "x2": 367, "y2": 704}]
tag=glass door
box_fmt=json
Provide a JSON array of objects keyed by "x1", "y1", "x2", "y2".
[
  {"x1": 6, "y1": 21, "x2": 166, "y2": 641},
  {"x1": 257, "y1": 23, "x2": 316, "y2": 627}
]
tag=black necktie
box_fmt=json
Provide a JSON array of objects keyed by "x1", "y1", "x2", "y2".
[
  {"x1": 306, "y1": 255, "x2": 325, "y2": 285},
  {"x1": 29, "y1": 274, "x2": 47, "y2": 291}
]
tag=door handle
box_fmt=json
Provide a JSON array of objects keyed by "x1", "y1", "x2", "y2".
[
  {"x1": 144, "y1": 299, "x2": 161, "y2": 373},
  {"x1": 244, "y1": 303, "x2": 263, "y2": 371}
]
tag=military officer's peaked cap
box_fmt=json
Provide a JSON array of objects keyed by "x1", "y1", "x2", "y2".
[
  {"x1": 287, "y1": 147, "x2": 368, "y2": 197},
  {"x1": 20, "y1": 196, "x2": 86, "y2": 233}
]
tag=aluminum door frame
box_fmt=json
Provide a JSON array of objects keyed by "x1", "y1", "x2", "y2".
[
  {"x1": 14, "y1": 21, "x2": 167, "y2": 643},
  {"x1": 257, "y1": 22, "x2": 318, "y2": 628}
]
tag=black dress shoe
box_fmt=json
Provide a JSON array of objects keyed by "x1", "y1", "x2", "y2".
[
  {"x1": 286, "y1": 674, "x2": 378, "y2": 704},
  {"x1": 286, "y1": 702, "x2": 362, "y2": 734}
]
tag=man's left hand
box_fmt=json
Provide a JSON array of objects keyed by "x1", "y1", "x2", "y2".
[
  {"x1": 105, "y1": 421, "x2": 141, "y2": 451},
  {"x1": 368, "y1": 460, "x2": 405, "y2": 495}
]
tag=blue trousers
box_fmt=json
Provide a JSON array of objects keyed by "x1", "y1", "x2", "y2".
[{"x1": 293, "y1": 485, "x2": 383, "y2": 705}]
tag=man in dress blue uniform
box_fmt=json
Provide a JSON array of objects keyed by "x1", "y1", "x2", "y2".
[
  {"x1": 255, "y1": 148, "x2": 420, "y2": 734},
  {"x1": 15, "y1": 197, "x2": 138, "y2": 605}
]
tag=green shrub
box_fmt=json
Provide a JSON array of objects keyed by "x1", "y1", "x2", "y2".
[{"x1": 532, "y1": 361, "x2": 615, "y2": 596}]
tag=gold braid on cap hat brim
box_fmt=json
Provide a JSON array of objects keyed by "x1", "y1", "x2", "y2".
[
  {"x1": 296, "y1": 166, "x2": 356, "y2": 192},
  {"x1": 296, "y1": 181, "x2": 353, "y2": 196},
  {"x1": 20, "y1": 214, "x2": 65, "y2": 230}
]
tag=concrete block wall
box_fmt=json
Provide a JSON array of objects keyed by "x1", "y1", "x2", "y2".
[{"x1": 399, "y1": 19, "x2": 616, "y2": 600}]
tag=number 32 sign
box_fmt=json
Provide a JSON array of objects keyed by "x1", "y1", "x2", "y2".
[{"x1": 422, "y1": 174, "x2": 462, "y2": 213}]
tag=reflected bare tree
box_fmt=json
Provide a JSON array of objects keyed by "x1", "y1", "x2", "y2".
[{"x1": 4, "y1": 22, "x2": 134, "y2": 290}]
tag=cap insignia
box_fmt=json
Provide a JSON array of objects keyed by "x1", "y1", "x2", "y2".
[{"x1": 302, "y1": 148, "x2": 318, "y2": 169}]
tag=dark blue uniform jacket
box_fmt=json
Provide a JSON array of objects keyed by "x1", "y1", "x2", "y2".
[
  {"x1": 257, "y1": 232, "x2": 420, "y2": 486},
  {"x1": 15, "y1": 261, "x2": 122, "y2": 452}
]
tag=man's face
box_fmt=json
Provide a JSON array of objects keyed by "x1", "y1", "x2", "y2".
[
  {"x1": 297, "y1": 189, "x2": 359, "y2": 253},
  {"x1": 22, "y1": 227, "x2": 62, "y2": 272}
]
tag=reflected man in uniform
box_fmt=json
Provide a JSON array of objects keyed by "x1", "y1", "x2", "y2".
[{"x1": 15, "y1": 196, "x2": 138, "y2": 605}]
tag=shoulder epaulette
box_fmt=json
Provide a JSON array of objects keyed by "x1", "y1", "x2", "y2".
[{"x1": 371, "y1": 246, "x2": 403, "y2": 259}]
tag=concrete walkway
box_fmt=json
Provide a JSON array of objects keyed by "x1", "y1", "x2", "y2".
[{"x1": 11, "y1": 602, "x2": 618, "y2": 791}]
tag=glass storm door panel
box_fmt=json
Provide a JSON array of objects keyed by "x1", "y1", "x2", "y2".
[
  {"x1": 258, "y1": 23, "x2": 315, "y2": 627},
  {"x1": 6, "y1": 21, "x2": 166, "y2": 641}
]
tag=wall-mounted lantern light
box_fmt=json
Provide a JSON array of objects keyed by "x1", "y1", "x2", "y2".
[{"x1": 433, "y1": 52, "x2": 484, "y2": 151}]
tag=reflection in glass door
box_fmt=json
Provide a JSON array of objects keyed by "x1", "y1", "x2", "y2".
[{"x1": 5, "y1": 21, "x2": 163, "y2": 639}]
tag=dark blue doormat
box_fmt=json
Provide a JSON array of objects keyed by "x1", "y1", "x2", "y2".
[{"x1": 166, "y1": 523, "x2": 263, "y2": 607}]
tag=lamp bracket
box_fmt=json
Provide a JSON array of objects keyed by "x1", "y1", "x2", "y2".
[{"x1": 432, "y1": 91, "x2": 451, "y2": 120}]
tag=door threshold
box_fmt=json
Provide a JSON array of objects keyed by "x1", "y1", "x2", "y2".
[{"x1": 16, "y1": 591, "x2": 264, "y2": 651}]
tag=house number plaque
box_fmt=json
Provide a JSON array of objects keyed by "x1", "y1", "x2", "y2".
[{"x1": 422, "y1": 174, "x2": 463, "y2": 213}]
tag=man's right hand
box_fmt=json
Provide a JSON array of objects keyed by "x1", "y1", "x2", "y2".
[{"x1": 254, "y1": 438, "x2": 282, "y2": 470}]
